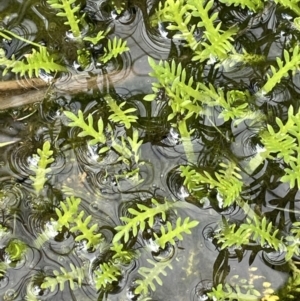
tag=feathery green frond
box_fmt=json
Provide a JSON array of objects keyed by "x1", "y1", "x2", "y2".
[
  {"x1": 110, "y1": 243, "x2": 136, "y2": 264},
  {"x1": 100, "y1": 37, "x2": 129, "y2": 63},
  {"x1": 83, "y1": 28, "x2": 110, "y2": 45},
  {"x1": 41, "y1": 263, "x2": 84, "y2": 292},
  {"x1": 126, "y1": 130, "x2": 143, "y2": 163},
  {"x1": 208, "y1": 283, "x2": 262, "y2": 301},
  {"x1": 259, "y1": 106, "x2": 300, "y2": 188},
  {"x1": 94, "y1": 262, "x2": 121, "y2": 290},
  {"x1": 47, "y1": 0, "x2": 82, "y2": 38},
  {"x1": 219, "y1": 0, "x2": 263, "y2": 12},
  {"x1": 0, "y1": 47, "x2": 66, "y2": 77},
  {"x1": 151, "y1": 0, "x2": 198, "y2": 50},
  {"x1": 54, "y1": 196, "x2": 81, "y2": 230},
  {"x1": 285, "y1": 222, "x2": 300, "y2": 261},
  {"x1": 215, "y1": 218, "x2": 251, "y2": 250},
  {"x1": 29, "y1": 141, "x2": 54, "y2": 194},
  {"x1": 273, "y1": 0, "x2": 300, "y2": 16},
  {"x1": 145, "y1": 57, "x2": 203, "y2": 120},
  {"x1": 241, "y1": 216, "x2": 281, "y2": 250},
  {"x1": 105, "y1": 95, "x2": 138, "y2": 129},
  {"x1": 180, "y1": 161, "x2": 243, "y2": 208},
  {"x1": 113, "y1": 198, "x2": 174, "y2": 243},
  {"x1": 64, "y1": 110, "x2": 109, "y2": 153},
  {"x1": 260, "y1": 45, "x2": 300, "y2": 94},
  {"x1": 135, "y1": 259, "x2": 173, "y2": 295},
  {"x1": 70, "y1": 211, "x2": 103, "y2": 249},
  {"x1": 154, "y1": 217, "x2": 199, "y2": 249},
  {"x1": 187, "y1": 0, "x2": 237, "y2": 62},
  {"x1": 216, "y1": 216, "x2": 282, "y2": 251}
]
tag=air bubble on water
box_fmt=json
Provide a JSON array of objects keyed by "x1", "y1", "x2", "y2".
[
  {"x1": 178, "y1": 186, "x2": 189, "y2": 199},
  {"x1": 27, "y1": 155, "x2": 39, "y2": 168},
  {"x1": 39, "y1": 70, "x2": 54, "y2": 84}
]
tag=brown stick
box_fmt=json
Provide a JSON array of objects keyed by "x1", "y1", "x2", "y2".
[{"x1": 0, "y1": 70, "x2": 128, "y2": 110}]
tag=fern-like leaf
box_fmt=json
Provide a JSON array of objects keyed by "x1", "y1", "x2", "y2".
[
  {"x1": 259, "y1": 106, "x2": 300, "y2": 188},
  {"x1": 215, "y1": 218, "x2": 251, "y2": 250},
  {"x1": 285, "y1": 222, "x2": 300, "y2": 261},
  {"x1": 47, "y1": 0, "x2": 82, "y2": 38},
  {"x1": 105, "y1": 95, "x2": 138, "y2": 129},
  {"x1": 242, "y1": 216, "x2": 281, "y2": 250},
  {"x1": 83, "y1": 28, "x2": 110, "y2": 45},
  {"x1": 145, "y1": 57, "x2": 203, "y2": 120},
  {"x1": 151, "y1": 0, "x2": 198, "y2": 50},
  {"x1": 0, "y1": 47, "x2": 66, "y2": 77},
  {"x1": 29, "y1": 141, "x2": 54, "y2": 194},
  {"x1": 216, "y1": 216, "x2": 282, "y2": 251},
  {"x1": 219, "y1": 0, "x2": 263, "y2": 12},
  {"x1": 100, "y1": 37, "x2": 129, "y2": 63},
  {"x1": 113, "y1": 198, "x2": 174, "y2": 243},
  {"x1": 261, "y1": 45, "x2": 300, "y2": 94},
  {"x1": 187, "y1": 0, "x2": 237, "y2": 62},
  {"x1": 135, "y1": 259, "x2": 173, "y2": 295},
  {"x1": 41, "y1": 263, "x2": 84, "y2": 292},
  {"x1": 180, "y1": 161, "x2": 243, "y2": 208},
  {"x1": 54, "y1": 196, "x2": 81, "y2": 230},
  {"x1": 70, "y1": 211, "x2": 103, "y2": 249},
  {"x1": 94, "y1": 262, "x2": 121, "y2": 290},
  {"x1": 208, "y1": 283, "x2": 262, "y2": 301},
  {"x1": 273, "y1": 0, "x2": 300, "y2": 16},
  {"x1": 154, "y1": 217, "x2": 199, "y2": 249},
  {"x1": 110, "y1": 243, "x2": 136, "y2": 264},
  {"x1": 64, "y1": 110, "x2": 109, "y2": 153}
]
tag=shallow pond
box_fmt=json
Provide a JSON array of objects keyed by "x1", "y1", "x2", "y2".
[{"x1": 0, "y1": 0, "x2": 299, "y2": 300}]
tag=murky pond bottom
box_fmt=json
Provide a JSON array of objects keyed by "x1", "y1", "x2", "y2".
[{"x1": 1, "y1": 0, "x2": 300, "y2": 300}]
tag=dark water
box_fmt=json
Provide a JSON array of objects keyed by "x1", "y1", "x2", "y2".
[{"x1": 0, "y1": 0, "x2": 299, "y2": 300}]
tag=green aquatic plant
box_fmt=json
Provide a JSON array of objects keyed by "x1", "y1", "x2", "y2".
[
  {"x1": 37, "y1": 196, "x2": 102, "y2": 249},
  {"x1": 94, "y1": 262, "x2": 121, "y2": 290},
  {"x1": 55, "y1": 196, "x2": 81, "y2": 230},
  {"x1": 47, "y1": 0, "x2": 83, "y2": 38},
  {"x1": 0, "y1": 29, "x2": 66, "y2": 77},
  {"x1": 70, "y1": 211, "x2": 103, "y2": 249},
  {"x1": 215, "y1": 216, "x2": 282, "y2": 251},
  {"x1": 135, "y1": 259, "x2": 173, "y2": 295},
  {"x1": 251, "y1": 106, "x2": 300, "y2": 188},
  {"x1": 41, "y1": 263, "x2": 85, "y2": 292},
  {"x1": 111, "y1": 0, "x2": 128, "y2": 14},
  {"x1": 208, "y1": 283, "x2": 263, "y2": 301},
  {"x1": 285, "y1": 221, "x2": 300, "y2": 261},
  {"x1": 259, "y1": 45, "x2": 300, "y2": 95},
  {"x1": 273, "y1": 0, "x2": 300, "y2": 16},
  {"x1": 154, "y1": 217, "x2": 199, "y2": 249},
  {"x1": 151, "y1": 0, "x2": 198, "y2": 50},
  {"x1": 152, "y1": 0, "x2": 237, "y2": 62},
  {"x1": 188, "y1": 0, "x2": 237, "y2": 63},
  {"x1": 83, "y1": 29, "x2": 110, "y2": 45},
  {"x1": 180, "y1": 161, "x2": 243, "y2": 208},
  {"x1": 110, "y1": 243, "x2": 136, "y2": 264},
  {"x1": 113, "y1": 198, "x2": 173, "y2": 243},
  {"x1": 105, "y1": 95, "x2": 138, "y2": 129},
  {"x1": 29, "y1": 141, "x2": 54, "y2": 194},
  {"x1": 64, "y1": 110, "x2": 109, "y2": 153},
  {"x1": 55, "y1": 196, "x2": 102, "y2": 249},
  {"x1": 219, "y1": 0, "x2": 264, "y2": 12},
  {"x1": 99, "y1": 36, "x2": 129, "y2": 63}
]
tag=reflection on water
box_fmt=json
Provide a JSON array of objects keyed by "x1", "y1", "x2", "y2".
[{"x1": 0, "y1": 0, "x2": 299, "y2": 300}]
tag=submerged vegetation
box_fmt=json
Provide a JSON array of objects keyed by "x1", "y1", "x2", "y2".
[{"x1": 1, "y1": 0, "x2": 300, "y2": 300}]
